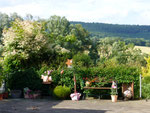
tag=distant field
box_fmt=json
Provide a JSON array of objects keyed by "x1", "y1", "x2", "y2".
[{"x1": 135, "y1": 46, "x2": 150, "y2": 54}]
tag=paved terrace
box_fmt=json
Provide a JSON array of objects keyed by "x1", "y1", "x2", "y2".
[{"x1": 0, "y1": 99, "x2": 150, "y2": 113}]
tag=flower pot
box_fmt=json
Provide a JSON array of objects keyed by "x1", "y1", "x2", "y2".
[
  {"x1": 111, "y1": 95, "x2": 118, "y2": 102},
  {"x1": 24, "y1": 94, "x2": 30, "y2": 99},
  {"x1": 0, "y1": 94, "x2": 3, "y2": 100},
  {"x1": 3, "y1": 92, "x2": 8, "y2": 99},
  {"x1": 70, "y1": 93, "x2": 81, "y2": 101}
]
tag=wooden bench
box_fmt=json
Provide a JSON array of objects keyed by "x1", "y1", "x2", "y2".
[
  {"x1": 82, "y1": 78, "x2": 114, "y2": 99},
  {"x1": 83, "y1": 86, "x2": 112, "y2": 99},
  {"x1": 84, "y1": 87, "x2": 111, "y2": 90}
]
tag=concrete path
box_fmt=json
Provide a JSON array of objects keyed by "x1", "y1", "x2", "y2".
[{"x1": 0, "y1": 99, "x2": 150, "y2": 113}]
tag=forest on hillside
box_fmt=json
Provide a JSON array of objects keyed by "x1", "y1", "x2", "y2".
[
  {"x1": 71, "y1": 21, "x2": 150, "y2": 39},
  {"x1": 71, "y1": 21, "x2": 150, "y2": 46}
]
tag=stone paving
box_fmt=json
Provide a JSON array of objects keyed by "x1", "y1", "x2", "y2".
[{"x1": 0, "y1": 99, "x2": 150, "y2": 113}]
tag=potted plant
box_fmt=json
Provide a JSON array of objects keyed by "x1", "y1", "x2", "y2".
[
  {"x1": 41, "y1": 70, "x2": 53, "y2": 84},
  {"x1": 111, "y1": 81, "x2": 118, "y2": 102},
  {"x1": 3, "y1": 91, "x2": 9, "y2": 99}
]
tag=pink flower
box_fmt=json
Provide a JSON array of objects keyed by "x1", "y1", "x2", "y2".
[
  {"x1": 47, "y1": 71, "x2": 50, "y2": 75},
  {"x1": 61, "y1": 70, "x2": 64, "y2": 74},
  {"x1": 112, "y1": 85, "x2": 117, "y2": 89},
  {"x1": 47, "y1": 70, "x2": 53, "y2": 75}
]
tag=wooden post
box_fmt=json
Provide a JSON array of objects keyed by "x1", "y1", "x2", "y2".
[
  {"x1": 131, "y1": 82, "x2": 134, "y2": 99},
  {"x1": 74, "y1": 75, "x2": 77, "y2": 93}
]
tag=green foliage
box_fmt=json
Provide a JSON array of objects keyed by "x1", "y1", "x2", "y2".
[
  {"x1": 142, "y1": 76, "x2": 150, "y2": 99},
  {"x1": 142, "y1": 76, "x2": 150, "y2": 84},
  {"x1": 53, "y1": 85, "x2": 71, "y2": 99},
  {"x1": 111, "y1": 88, "x2": 118, "y2": 95},
  {"x1": 0, "y1": 77, "x2": 2, "y2": 87},
  {"x1": 97, "y1": 37, "x2": 147, "y2": 67},
  {"x1": 142, "y1": 56, "x2": 150, "y2": 77},
  {"x1": 46, "y1": 15, "x2": 90, "y2": 56},
  {"x1": 73, "y1": 53, "x2": 93, "y2": 68},
  {"x1": 2, "y1": 19, "x2": 50, "y2": 59},
  {"x1": 52, "y1": 68, "x2": 74, "y2": 90},
  {"x1": 142, "y1": 83, "x2": 150, "y2": 99},
  {"x1": 2, "y1": 54, "x2": 24, "y2": 74},
  {"x1": 7, "y1": 68, "x2": 42, "y2": 91}
]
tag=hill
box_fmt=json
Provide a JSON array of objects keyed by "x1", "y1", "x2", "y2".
[{"x1": 71, "y1": 22, "x2": 150, "y2": 40}]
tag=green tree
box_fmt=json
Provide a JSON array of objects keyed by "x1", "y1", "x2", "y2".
[
  {"x1": 2, "y1": 19, "x2": 51, "y2": 69},
  {"x1": 46, "y1": 15, "x2": 90, "y2": 55},
  {"x1": 142, "y1": 57, "x2": 150, "y2": 77},
  {"x1": 97, "y1": 37, "x2": 147, "y2": 66},
  {"x1": 0, "y1": 12, "x2": 10, "y2": 38}
]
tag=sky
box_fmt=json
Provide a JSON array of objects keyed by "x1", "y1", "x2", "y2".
[{"x1": 1, "y1": 0, "x2": 150, "y2": 25}]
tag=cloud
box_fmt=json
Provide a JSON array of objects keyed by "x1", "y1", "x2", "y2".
[{"x1": 0, "y1": 0, "x2": 150, "y2": 25}]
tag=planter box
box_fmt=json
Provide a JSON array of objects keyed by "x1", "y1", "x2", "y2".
[
  {"x1": 10, "y1": 90, "x2": 22, "y2": 98},
  {"x1": 122, "y1": 82, "x2": 134, "y2": 99},
  {"x1": 24, "y1": 92, "x2": 41, "y2": 99}
]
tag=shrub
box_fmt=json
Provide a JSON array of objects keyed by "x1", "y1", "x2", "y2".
[
  {"x1": 53, "y1": 85, "x2": 71, "y2": 99},
  {"x1": 142, "y1": 76, "x2": 150, "y2": 84},
  {"x1": 7, "y1": 68, "x2": 42, "y2": 91},
  {"x1": 142, "y1": 76, "x2": 150, "y2": 99}
]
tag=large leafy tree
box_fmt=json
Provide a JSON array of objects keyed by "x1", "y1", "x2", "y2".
[
  {"x1": 2, "y1": 19, "x2": 51, "y2": 70},
  {"x1": 0, "y1": 12, "x2": 10, "y2": 39},
  {"x1": 46, "y1": 15, "x2": 90, "y2": 55}
]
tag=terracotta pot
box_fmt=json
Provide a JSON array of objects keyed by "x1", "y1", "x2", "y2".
[
  {"x1": 0, "y1": 94, "x2": 3, "y2": 100},
  {"x1": 111, "y1": 95, "x2": 118, "y2": 102},
  {"x1": 3, "y1": 92, "x2": 8, "y2": 99}
]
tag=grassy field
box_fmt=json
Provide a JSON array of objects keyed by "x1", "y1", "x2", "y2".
[{"x1": 135, "y1": 46, "x2": 150, "y2": 54}]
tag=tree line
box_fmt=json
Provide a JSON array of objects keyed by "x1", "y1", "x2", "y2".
[{"x1": 71, "y1": 21, "x2": 150, "y2": 46}]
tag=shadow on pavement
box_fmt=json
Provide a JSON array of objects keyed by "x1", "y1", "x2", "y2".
[{"x1": 0, "y1": 99, "x2": 109, "y2": 113}]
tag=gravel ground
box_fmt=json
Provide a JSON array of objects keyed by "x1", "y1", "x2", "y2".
[{"x1": 0, "y1": 99, "x2": 150, "y2": 113}]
